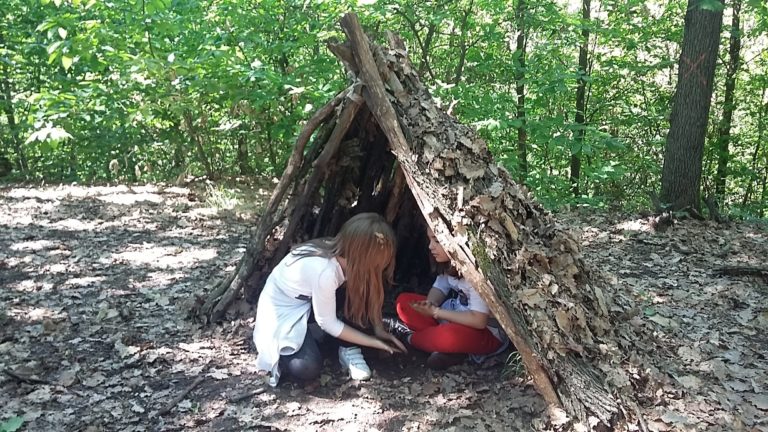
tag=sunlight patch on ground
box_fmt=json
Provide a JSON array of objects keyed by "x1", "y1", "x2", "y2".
[
  {"x1": 614, "y1": 219, "x2": 653, "y2": 233},
  {"x1": 65, "y1": 276, "x2": 105, "y2": 287},
  {"x1": 5, "y1": 184, "x2": 190, "y2": 201},
  {"x1": 106, "y1": 245, "x2": 218, "y2": 268},
  {"x1": 52, "y1": 217, "x2": 101, "y2": 231},
  {"x1": 96, "y1": 191, "x2": 165, "y2": 205},
  {"x1": 10, "y1": 239, "x2": 57, "y2": 251},
  {"x1": 8, "y1": 305, "x2": 68, "y2": 323}
]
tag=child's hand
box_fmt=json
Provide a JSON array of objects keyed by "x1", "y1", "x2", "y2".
[{"x1": 410, "y1": 300, "x2": 438, "y2": 318}]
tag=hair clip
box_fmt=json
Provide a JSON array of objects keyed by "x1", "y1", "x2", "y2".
[{"x1": 374, "y1": 231, "x2": 385, "y2": 245}]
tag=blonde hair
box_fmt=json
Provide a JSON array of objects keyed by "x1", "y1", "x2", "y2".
[{"x1": 294, "y1": 213, "x2": 396, "y2": 327}]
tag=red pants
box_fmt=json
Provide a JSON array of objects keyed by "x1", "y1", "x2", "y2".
[{"x1": 395, "y1": 293, "x2": 502, "y2": 355}]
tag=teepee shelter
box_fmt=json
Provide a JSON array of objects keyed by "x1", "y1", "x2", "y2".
[{"x1": 197, "y1": 13, "x2": 650, "y2": 429}]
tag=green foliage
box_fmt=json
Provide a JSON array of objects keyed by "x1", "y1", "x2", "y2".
[{"x1": 0, "y1": 0, "x2": 766, "y2": 218}]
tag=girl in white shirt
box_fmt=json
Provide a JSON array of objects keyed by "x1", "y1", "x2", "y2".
[{"x1": 253, "y1": 213, "x2": 405, "y2": 386}]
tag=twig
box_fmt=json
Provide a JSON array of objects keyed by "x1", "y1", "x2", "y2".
[
  {"x1": 158, "y1": 376, "x2": 206, "y2": 416},
  {"x1": 714, "y1": 266, "x2": 768, "y2": 278},
  {"x1": 227, "y1": 386, "x2": 267, "y2": 403},
  {"x1": 3, "y1": 368, "x2": 52, "y2": 385}
]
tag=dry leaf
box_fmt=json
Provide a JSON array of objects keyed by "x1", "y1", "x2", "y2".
[
  {"x1": 82, "y1": 372, "x2": 106, "y2": 387},
  {"x1": 676, "y1": 375, "x2": 702, "y2": 389}
]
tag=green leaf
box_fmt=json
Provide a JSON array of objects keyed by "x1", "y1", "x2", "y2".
[
  {"x1": 62, "y1": 55, "x2": 73, "y2": 70},
  {"x1": 0, "y1": 416, "x2": 24, "y2": 432},
  {"x1": 58, "y1": 27, "x2": 67, "y2": 39}
]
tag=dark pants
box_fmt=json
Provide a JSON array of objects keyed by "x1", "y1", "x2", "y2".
[
  {"x1": 279, "y1": 330, "x2": 322, "y2": 382},
  {"x1": 278, "y1": 286, "x2": 370, "y2": 381}
]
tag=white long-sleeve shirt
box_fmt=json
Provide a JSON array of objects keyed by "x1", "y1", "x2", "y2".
[{"x1": 253, "y1": 248, "x2": 345, "y2": 386}]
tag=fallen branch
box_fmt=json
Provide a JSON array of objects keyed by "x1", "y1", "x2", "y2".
[
  {"x1": 714, "y1": 266, "x2": 768, "y2": 278},
  {"x1": 3, "y1": 368, "x2": 52, "y2": 385},
  {"x1": 227, "y1": 386, "x2": 267, "y2": 403},
  {"x1": 158, "y1": 376, "x2": 206, "y2": 416}
]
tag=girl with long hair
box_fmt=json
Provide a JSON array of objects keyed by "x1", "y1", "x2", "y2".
[{"x1": 253, "y1": 212, "x2": 405, "y2": 386}]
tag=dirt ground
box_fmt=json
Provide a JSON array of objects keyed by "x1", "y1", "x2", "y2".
[{"x1": 1, "y1": 184, "x2": 766, "y2": 431}]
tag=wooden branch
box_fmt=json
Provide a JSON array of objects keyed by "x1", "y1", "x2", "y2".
[
  {"x1": 338, "y1": 12, "x2": 564, "y2": 410},
  {"x1": 158, "y1": 375, "x2": 205, "y2": 416},
  {"x1": 327, "y1": 41, "x2": 358, "y2": 74},
  {"x1": 385, "y1": 165, "x2": 406, "y2": 223},
  {"x1": 3, "y1": 368, "x2": 52, "y2": 385},
  {"x1": 264, "y1": 84, "x2": 353, "y2": 221},
  {"x1": 339, "y1": 14, "x2": 411, "y2": 163},
  {"x1": 405, "y1": 168, "x2": 563, "y2": 411},
  {"x1": 228, "y1": 386, "x2": 267, "y2": 403},
  {"x1": 279, "y1": 88, "x2": 364, "y2": 252},
  {"x1": 199, "y1": 85, "x2": 353, "y2": 322},
  {"x1": 714, "y1": 266, "x2": 768, "y2": 278}
]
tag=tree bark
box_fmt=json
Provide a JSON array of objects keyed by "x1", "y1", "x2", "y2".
[
  {"x1": 514, "y1": 0, "x2": 528, "y2": 184},
  {"x1": 570, "y1": 0, "x2": 591, "y2": 197},
  {"x1": 714, "y1": 0, "x2": 742, "y2": 201},
  {"x1": 236, "y1": 133, "x2": 252, "y2": 175},
  {"x1": 0, "y1": 32, "x2": 29, "y2": 176},
  {"x1": 452, "y1": 0, "x2": 475, "y2": 84},
  {"x1": 183, "y1": 111, "x2": 215, "y2": 179},
  {"x1": 660, "y1": 0, "x2": 724, "y2": 213},
  {"x1": 742, "y1": 84, "x2": 765, "y2": 207}
]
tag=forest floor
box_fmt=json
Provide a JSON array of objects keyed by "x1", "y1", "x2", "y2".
[{"x1": 0, "y1": 183, "x2": 766, "y2": 432}]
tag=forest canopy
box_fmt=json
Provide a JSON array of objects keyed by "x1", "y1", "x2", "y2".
[{"x1": 1, "y1": 0, "x2": 767, "y2": 217}]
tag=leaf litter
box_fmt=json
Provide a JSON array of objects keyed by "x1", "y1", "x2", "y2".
[{"x1": 0, "y1": 185, "x2": 765, "y2": 431}]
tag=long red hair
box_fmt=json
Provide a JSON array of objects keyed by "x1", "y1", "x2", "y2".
[{"x1": 294, "y1": 213, "x2": 396, "y2": 327}]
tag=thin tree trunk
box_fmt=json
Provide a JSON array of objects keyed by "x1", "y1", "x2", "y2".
[
  {"x1": 714, "y1": 0, "x2": 742, "y2": 201},
  {"x1": 419, "y1": 22, "x2": 438, "y2": 80},
  {"x1": 0, "y1": 33, "x2": 28, "y2": 175},
  {"x1": 183, "y1": 111, "x2": 215, "y2": 179},
  {"x1": 660, "y1": 0, "x2": 724, "y2": 213},
  {"x1": 514, "y1": 0, "x2": 528, "y2": 183},
  {"x1": 394, "y1": 6, "x2": 438, "y2": 82},
  {"x1": 452, "y1": 0, "x2": 475, "y2": 84},
  {"x1": 571, "y1": 0, "x2": 591, "y2": 197},
  {"x1": 742, "y1": 84, "x2": 766, "y2": 206},
  {"x1": 236, "y1": 133, "x2": 252, "y2": 175}
]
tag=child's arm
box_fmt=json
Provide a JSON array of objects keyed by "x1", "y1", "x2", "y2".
[
  {"x1": 337, "y1": 325, "x2": 403, "y2": 353},
  {"x1": 411, "y1": 301, "x2": 489, "y2": 329},
  {"x1": 433, "y1": 308, "x2": 488, "y2": 329},
  {"x1": 426, "y1": 287, "x2": 447, "y2": 306}
]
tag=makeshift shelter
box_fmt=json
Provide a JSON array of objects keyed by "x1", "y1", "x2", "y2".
[{"x1": 197, "y1": 13, "x2": 649, "y2": 429}]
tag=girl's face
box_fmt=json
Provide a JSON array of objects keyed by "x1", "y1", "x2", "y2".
[{"x1": 427, "y1": 228, "x2": 450, "y2": 263}]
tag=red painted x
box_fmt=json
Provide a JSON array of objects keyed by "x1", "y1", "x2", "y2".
[{"x1": 682, "y1": 53, "x2": 707, "y2": 87}]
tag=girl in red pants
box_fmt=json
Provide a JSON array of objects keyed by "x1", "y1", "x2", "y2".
[{"x1": 394, "y1": 228, "x2": 509, "y2": 369}]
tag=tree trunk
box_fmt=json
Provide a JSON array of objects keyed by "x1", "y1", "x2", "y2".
[
  {"x1": 742, "y1": 84, "x2": 765, "y2": 207},
  {"x1": 236, "y1": 133, "x2": 252, "y2": 175},
  {"x1": 182, "y1": 111, "x2": 215, "y2": 179},
  {"x1": 0, "y1": 32, "x2": 29, "y2": 176},
  {"x1": 452, "y1": 0, "x2": 474, "y2": 84},
  {"x1": 714, "y1": 0, "x2": 742, "y2": 201},
  {"x1": 570, "y1": 0, "x2": 590, "y2": 197},
  {"x1": 514, "y1": 0, "x2": 528, "y2": 184},
  {"x1": 660, "y1": 0, "x2": 724, "y2": 213}
]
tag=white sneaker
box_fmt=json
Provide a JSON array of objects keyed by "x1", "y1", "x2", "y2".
[{"x1": 338, "y1": 346, "x2": 371, "y2": 380}]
